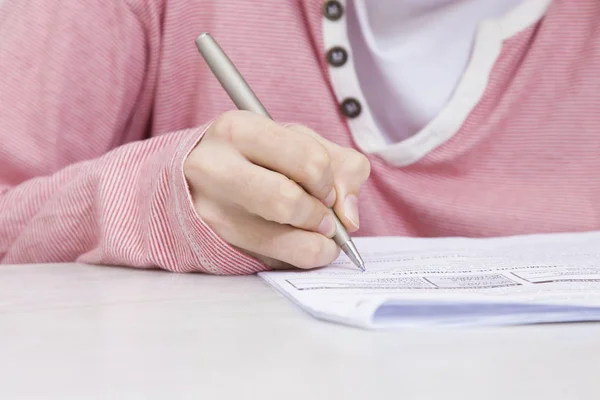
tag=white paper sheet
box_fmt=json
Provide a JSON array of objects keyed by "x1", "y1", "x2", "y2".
[{"x1": 259, "y1": 231, "x2": 600, "y2": 329}]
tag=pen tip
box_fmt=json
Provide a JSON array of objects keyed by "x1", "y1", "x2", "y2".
[
  {"x1": 341, "y1": 242, "x2": 365, "y2": 272},
  {"x1": 358, "y1": 259, "x2": 366, "y2": 272}
]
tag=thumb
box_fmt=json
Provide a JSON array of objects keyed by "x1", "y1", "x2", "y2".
[
  {"x1": 331, "y1": 151, "x2": 371, "y2": 233},
  {"x1": 284, "y1": 123, "x2": 370, "y2": 232}
]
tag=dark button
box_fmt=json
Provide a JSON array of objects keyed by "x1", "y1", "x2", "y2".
[
  {"x1": 323, "y1": 0, "x2": 344, "y2": 21},
  {"x1": 326, "y1": 46, "x2": 348, "y2": 67},
  {"x1": 341, "y1": 98, "x2": 362, "y2": 118}
]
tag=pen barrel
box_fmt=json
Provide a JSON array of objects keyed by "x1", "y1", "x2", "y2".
[
  {"x1": 195, "y1": 33, "x2": 271, "y2": 118},
  {"x1": 332, "y1": 214, "x2": 350, "y2": 247}
]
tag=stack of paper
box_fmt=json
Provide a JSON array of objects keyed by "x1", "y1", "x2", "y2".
[{"x1": 259, "y1": 231, "x2": 600, "y2": 329}]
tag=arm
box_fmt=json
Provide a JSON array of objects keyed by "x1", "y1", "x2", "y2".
[{"x1": 0, "y1": 0, "x2": 265, "y2": 273}]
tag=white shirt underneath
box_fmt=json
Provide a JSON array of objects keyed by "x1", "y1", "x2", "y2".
[{"x1": 347, "y1": 0, "x2": 525, "y2": 144}]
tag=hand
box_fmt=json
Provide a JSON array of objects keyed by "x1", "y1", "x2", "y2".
[{"x1": 184, "y1": 110, "x2": 371, "y2": 269}]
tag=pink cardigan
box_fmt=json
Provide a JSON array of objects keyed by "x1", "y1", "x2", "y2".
[{"x1": 1, "y1": 0, "x2": 600, "y2": 274}]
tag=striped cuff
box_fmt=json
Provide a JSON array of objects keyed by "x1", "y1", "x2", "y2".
[{"x1": 169, "y1": 124, "x2": 269, "y2": 275}]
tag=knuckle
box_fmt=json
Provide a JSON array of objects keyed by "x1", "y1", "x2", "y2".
[
  {"x1": 283, "y1": 122, "x2": 301, "y2": 131},
  {"x1": 344, "y1": 150, "x2": 371, "y2": 180},
  {"x1": 253, "y1": 119, "x2": 285, "y2": 150},
  {"x1": 285, "y1": 122, "x2": 310, "y2": 132},
  {"x1": 286, "y1": 124, "x2": 322, "y2": 142},
  {"x1": 271, "y1": 181, "x2": 305, "y2": 223},
  {"x1": 210, "y1": 110, "x2": 244, "y2": 141},
  {"x1": 300, "y1": 145, "x2": 331, "y2": 184},
  {"x1": 210, "y1": 114, "x2": 233, "y2": 140}
]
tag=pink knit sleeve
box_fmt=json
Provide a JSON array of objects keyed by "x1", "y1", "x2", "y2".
[{"x1": 0, "y1": 1, "x2": 266, "y2": 274}]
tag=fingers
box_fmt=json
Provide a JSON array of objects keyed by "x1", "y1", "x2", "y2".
[
  {"x1": 187, "y1": 138, "x2": 335, "y2": 237},
  {"x1": 196, "y1": 200, "x2": 337, "y2": 270},
  {"x1": 287, "y1": 123, "x2": 371, "y2": 232},
  {"x1": 231, "y1": 163, "x2": 337, "y2": 237},
  {"x1": 212, "y1": 111, "x2": 337, "y2": 207},
  {"x1": 222, "y1": 210, "x2": 341, "y2": 269}
]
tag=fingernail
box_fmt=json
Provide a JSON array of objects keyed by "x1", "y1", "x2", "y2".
[
  {"x1": 317, "y1": 214, "x2": 336, "y2": 237},
  {"x1": 343, "y1": 195, "x2": 359, "y2": 230},
  {"x1": 324, "y1": 188, "x2": 337, "y2": 208}
]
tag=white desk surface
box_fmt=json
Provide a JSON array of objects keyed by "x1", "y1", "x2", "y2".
[{"x1": 0, "y1": 263, "x2": 598, "y2": 400}]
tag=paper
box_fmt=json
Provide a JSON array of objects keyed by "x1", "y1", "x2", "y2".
[{"x1": 258, "y1": 231, "x2": 600, "y2": 329}]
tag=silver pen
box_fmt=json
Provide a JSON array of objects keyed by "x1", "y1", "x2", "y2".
[{"x1": 195, "y1": 32, "x2": 365, "y2": 272}]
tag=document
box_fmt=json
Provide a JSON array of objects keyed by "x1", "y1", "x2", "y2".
[{"x1": 259, "y1": 231, "x2": 600, "y2": 329}]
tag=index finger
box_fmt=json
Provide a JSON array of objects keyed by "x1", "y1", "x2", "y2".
[{"x1": 221, "y1": 111, "x2": 337, "y2": 207}]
